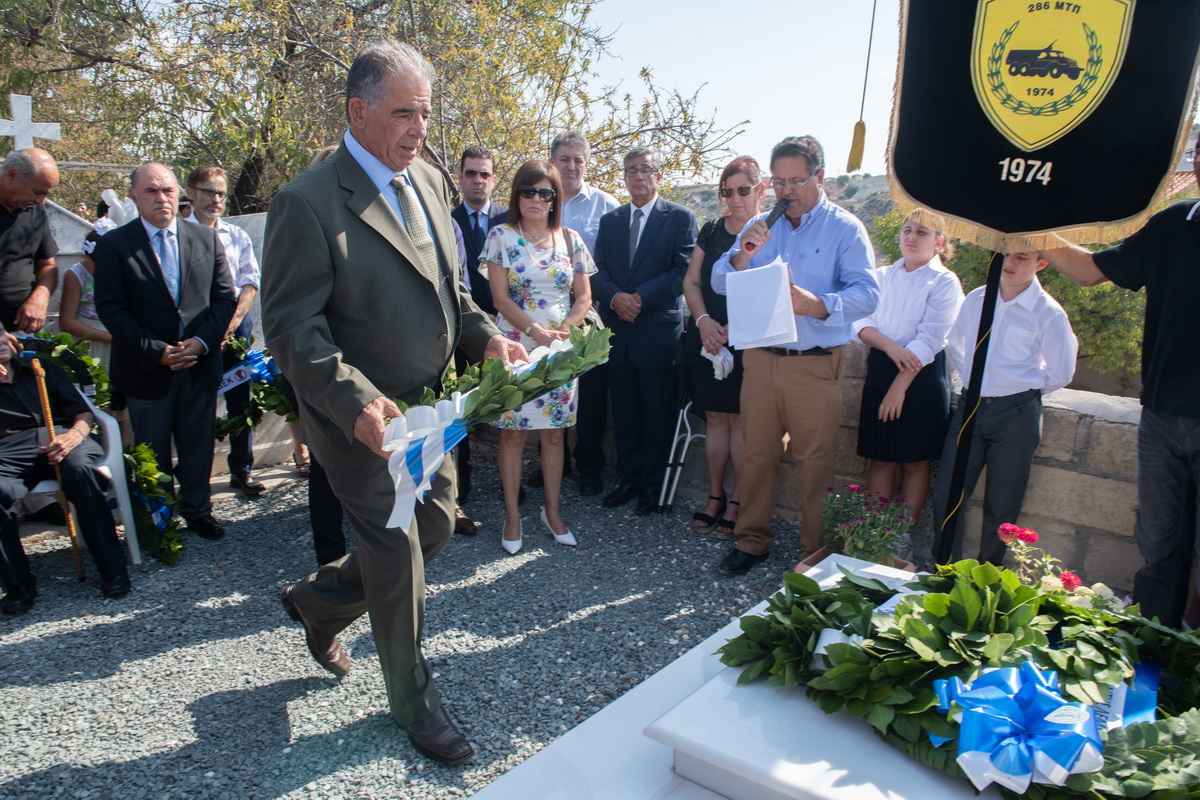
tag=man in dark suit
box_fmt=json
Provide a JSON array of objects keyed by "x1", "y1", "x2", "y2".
[
  {"x1": 261, "y1": 40, "x2": 523, "y2": 765},
  {"x1": 591, "y1": 147, "x2": 697, "y2": 516},
  {"x1": 94, "y1": 163, "x2": 236, "y2": 540},
  {"x1": 449, "y1": 145, "x2": 506, "y2": 315},
  {"x1": 448, "y1": 145, "x2": 507, "y2": 511}
]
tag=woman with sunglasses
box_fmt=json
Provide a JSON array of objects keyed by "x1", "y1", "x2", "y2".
[
  {"x1": 482, "y1": 160, "x2": 595, "y2": 554},
  {"x1": 681, "y1": 156, "x2": 765, "y2": 539}
]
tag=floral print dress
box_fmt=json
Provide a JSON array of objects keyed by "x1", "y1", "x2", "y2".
[{"x1": 480, "y1": 223, "x2": 595, "y2": 430}]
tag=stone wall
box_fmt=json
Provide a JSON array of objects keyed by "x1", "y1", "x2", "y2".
[{"x1": 671, "y1": 342, "x2": 1142, "y2": 594}]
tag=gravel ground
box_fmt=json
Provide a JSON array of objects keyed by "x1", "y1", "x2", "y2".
[{"x1": 0, "y1": 441, "x2": 816, "y2": 800}]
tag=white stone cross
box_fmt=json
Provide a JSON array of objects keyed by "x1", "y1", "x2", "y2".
[{"x1": 0, "y1": 94, "x2": 61, "y2": 150}]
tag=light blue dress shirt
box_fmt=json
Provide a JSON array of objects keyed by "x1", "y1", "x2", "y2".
[
  {"x1": 711, "y1": 193, "x2": 879, "y2": 350},
  {"x1": 342, "y1": 130, "x2": 434, "y2": 236},
  {"x1": 562, "y1": 181, "x2": 619, "y2": 255}
]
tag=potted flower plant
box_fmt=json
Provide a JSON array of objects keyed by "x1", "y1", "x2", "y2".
[{"x1": 795, "y1": 484, "x2": 917, "y2": 573}]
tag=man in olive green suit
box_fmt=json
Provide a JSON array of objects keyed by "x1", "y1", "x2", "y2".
[{"x1": 261, "y1": 41, "x2": 524, "y2": 765}]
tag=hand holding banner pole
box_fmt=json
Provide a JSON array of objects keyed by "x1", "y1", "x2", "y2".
[{"x1": 31, "y1": 358, "x2": 85, "y2": 582}]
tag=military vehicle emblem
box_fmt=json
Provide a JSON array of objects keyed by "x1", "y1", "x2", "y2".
[{"x1": 971, "y1": 0, "x2": 1134, "y2": 151}]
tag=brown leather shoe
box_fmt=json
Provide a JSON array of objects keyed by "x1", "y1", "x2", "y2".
[
  {"x1": 406, "y1": 706, "x2": 474, "y2": 765},
  {"x1": 280, "y1": 585, "x2": 351, "y2": 678},
  {"x1": 454, "y1": 507, "x2": 480, "y2": 535}
]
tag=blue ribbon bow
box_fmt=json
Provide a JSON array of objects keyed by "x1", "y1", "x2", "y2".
[
  {"x1": 932, "y1": 661, "x2": 1104, "y2": 793},
  {"x1": 242, "y1": 349, "x2": 279, "y2": 385}
]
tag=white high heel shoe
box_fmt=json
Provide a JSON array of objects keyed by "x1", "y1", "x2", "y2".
[
  {"x1": 501, "y1": 520, "x2": 523, "y2": 554},
  {"x1": 540, "y1": 506, "x2": 577, "y2": 546}
]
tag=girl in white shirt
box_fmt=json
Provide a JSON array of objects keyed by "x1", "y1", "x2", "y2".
[{"x1": 854, "y1": 210, "x2": 964, "y2": 519}]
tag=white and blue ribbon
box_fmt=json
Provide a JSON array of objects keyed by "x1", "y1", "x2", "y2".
[
  {"x1": 383, "y1": 391, "x2": 473, "y2": 531},
  {"x1": 509, "y1": 338, "x2": 574, "y2": 375},
  {"x1": 932, "y1": 661, "x2": 1104, "y2": 793}
]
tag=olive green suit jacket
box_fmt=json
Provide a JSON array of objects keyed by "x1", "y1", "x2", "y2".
[{"x1": 261, "y1": 144, "x2": 499, "y2": 472}]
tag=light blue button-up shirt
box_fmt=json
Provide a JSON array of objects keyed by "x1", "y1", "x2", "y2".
[
  {"x1": 711, "y1": 193, "x2": 879, "y2": 350},
  {"x1": 342, "y1": 130, "x2": 434, "y2": 235},
  {"x1": 562, "y1": 181, "x2": 619, "y2": 255}
]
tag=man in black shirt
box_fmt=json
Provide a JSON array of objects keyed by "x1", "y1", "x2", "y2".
[
  {"x1": 0, "y1": 149, "x2": 59, "y2": 332},
  {"x1": 0, "y1": 335, "x2": 130, "y2": 614},
  {"x1": 1045, "y1": 133, "x2": 1200, "y2": 628}
]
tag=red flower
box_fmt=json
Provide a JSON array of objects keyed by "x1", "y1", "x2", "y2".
[
  {"x1": 1059, "y1": 571, "x2": 1082, "y2": 591},
  {"x1": 1018, "y1": 528, "x2": 1039, "y2": 544},
  {"x1": 998, "y1": 523, "x2": 1021, "y2": 543},
  {"x1": 848, "y1": 484, "x2": 861, "y2": 491}
]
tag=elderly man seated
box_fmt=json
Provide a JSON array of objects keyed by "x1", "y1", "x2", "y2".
[{"x1": 0, "y1": 335, "x2": 129, "y2": 614}]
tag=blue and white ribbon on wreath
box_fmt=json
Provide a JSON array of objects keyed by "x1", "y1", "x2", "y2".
[
  {"x1": 131, "y1": 486, "x2": 173, "y2": 533},
  {"x1": 217, "y1": 349, "x2": 279, "y2": 395},
  {"x1": 509, "y1": 339, "x2": 573, "y2": 376},
  {"x1": 383, "y1": 391, "x2": 473, "y2": 531},
  {"x1": 932, "y1": 661, "x2": 1104, "y2": 794}
]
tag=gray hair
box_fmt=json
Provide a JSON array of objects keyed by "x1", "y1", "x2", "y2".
[
  {"x1": 770, "y1": 135, "x2": 825, "y2": 174},
  {"x1": 346, "y1": 40, "x2": 436, "y2": 118},
  {"x1": 550, "y1": 131, "x2": 591, "y2": 161},
  {"x1": 129, "y1": 162, "x2": 179, "y2": 189},
  {"x1": 623, "y1": 146, "x2": 661, "y2": 170},
  {"x1": 2, "y1": 149, "x2": 45, "y2": 182}
]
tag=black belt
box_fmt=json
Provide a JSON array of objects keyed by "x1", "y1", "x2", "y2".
[{"x1": 763, "y1": 346, "x2": 834, "y2": 357}]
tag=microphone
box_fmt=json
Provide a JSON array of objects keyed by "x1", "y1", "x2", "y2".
[{"x1": 745, "y1": 198, "x2": 790, "y2": 251}]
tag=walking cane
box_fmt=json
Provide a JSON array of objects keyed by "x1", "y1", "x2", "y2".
[{"x1": 31, "y1": 358, "x2": 85, "y2": 582}]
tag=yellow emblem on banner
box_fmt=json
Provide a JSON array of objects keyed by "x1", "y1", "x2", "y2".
[{"x1": 972, "y1": 0, "x2": 1134, "y2": 151}]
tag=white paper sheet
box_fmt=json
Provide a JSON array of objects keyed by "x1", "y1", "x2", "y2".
[{"x1": 725, "y1": 257, "x2": 798, "y2": 349}]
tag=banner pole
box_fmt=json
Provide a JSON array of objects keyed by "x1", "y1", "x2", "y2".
[{"x1": 935, "y1": 250, "x2": 1004, "y2": 564}]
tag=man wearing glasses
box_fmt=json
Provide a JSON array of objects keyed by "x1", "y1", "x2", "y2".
[
  {"x1": 711, "y1": 135, "x2": 878, "y2": 575},
  {"x1": 552, "y1": 131, "x2": 619, "y2": 497},
  {"x1": 450, "y1": 145, "x2": 506, "y2": 316},
  {"x1": 592, "y1": 147, "x2": 697, "y2": 516},
  {"x1": 185, "y1": 166, "x2": 265, "y2": 498}
]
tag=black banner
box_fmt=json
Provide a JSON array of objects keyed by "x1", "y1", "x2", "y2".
[{"x1": 890, "y1": 0, "x2": 1200, "y2": 248}]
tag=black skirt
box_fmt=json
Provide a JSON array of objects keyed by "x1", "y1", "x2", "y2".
[
  {"x1": 857, "y1": 348, "x2": 950, "y2": 463},
  {"x1": 688, "y1": 348, "x2": 744, "y2": 414}
]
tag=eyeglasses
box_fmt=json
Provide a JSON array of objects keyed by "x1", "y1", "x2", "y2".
[
  {"x1": 769, "y1": 173, "x2": 819, "y2": 192},
  {"x1": 188, "y1": 186, "x2": 227, "y2": 200},
  {"x1": 518, "y1": 185, "x2": 556, "y2": 202},
  {"x1": 624, "y1": 166, "x2": 659, "y2": 176},
  {"x1": 462, "y1": 169, "x2": 493, "y2": 180},
  {"x1": 719, "y1": 185, "x2": 755, "y2": 198}
]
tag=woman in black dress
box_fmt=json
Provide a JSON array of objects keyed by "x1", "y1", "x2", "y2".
[{"x1": 682, "y1": 156, "x2": 765, "y2": 538}]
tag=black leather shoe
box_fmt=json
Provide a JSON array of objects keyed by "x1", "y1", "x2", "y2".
[
  {"x1": 635, "y1": 492, "x2": 659, "y2": 516},
  {"x1": 187, "y1": 514, "x2": 226, "y2": 539},
  {"x1": 1, "y1": 575, "x2": 37, "y2": 615},
  {"x1": 406, "y1": 706, "x2": 474, "y2": 765},
  {"x1": 281, "y1": 585, "x2": 352, "y2": 678},
  {"x1": 230, "y1": 472, "x2": 266, "y2": 497},
  {"x1": 100, "y1": 572, "x2": 131, "y2": 598},
  {"x1": 454, "y1": 507, "x2": 480, "y2": 535},
  {"x1": 602, "y1": 483, "x2": 639, "y2": 508},
  {"x1": 578, "y1": 474, "x2": 603, "y2": 497},
  {"x1": 718, "y1": 547, "x2": 769, "y2": 576}
]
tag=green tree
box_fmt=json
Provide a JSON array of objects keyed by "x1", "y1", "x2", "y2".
[{"x1": 2, "y1": 0, "x2": 742, "y2": 212}]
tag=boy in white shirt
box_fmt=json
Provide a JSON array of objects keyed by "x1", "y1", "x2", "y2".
[{"x1": 932, "y1": 251, "x2": 1078, "y2": 564}]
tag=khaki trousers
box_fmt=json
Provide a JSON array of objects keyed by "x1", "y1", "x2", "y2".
[
  {"x1": 735, "y1": 347, "x2": 843, "y2": 558},
  {"x1": 288, "y1": 455, "x2": 456, "y2": 727}
]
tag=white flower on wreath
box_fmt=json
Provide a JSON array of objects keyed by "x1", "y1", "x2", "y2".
[{"x1": 1040, "y1": 575, "x2": 1064, "y2": 593}]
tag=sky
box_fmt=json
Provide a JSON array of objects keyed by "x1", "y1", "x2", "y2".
[{"x1": 585, "y1": 0, "x2": 904, "y2": 180}]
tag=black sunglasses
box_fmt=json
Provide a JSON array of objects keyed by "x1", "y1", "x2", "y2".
[
  {"x1": 719, "y1": 185, "x2": 755, "y2": 199},
  {"x1": 518, "y1": 185, "x2": 556, "y2": 202},
  {"x1": 462, "y1": 168, "x2": 493, "y2": 179}
]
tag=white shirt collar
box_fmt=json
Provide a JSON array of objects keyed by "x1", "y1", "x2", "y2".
[
  {"x1": 1186, "y1": 200, "x2": 1200, "y2": 221},
  {"x1": 631, "y1": 194, "x2": 658, "y2": 214}
]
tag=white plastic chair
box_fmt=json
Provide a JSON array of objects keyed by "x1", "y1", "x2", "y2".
[{"x1": 24, "y1": 391, "x2": 141, "y2": 565}]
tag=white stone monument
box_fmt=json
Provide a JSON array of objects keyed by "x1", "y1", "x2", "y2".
[{"x1": 0, "y1": 94, "x2": 61, "y2": 150}]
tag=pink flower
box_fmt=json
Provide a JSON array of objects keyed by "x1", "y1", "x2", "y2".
[
  {"x1": 1059, "y1": 572, "x2": 1082, "y2": 591},
  {"x1": 998, "y1": 523, "x2": 1021, "y2": 543},
  {"x1": 1018, "y1": 528, "x2": 1039, "y2": 544},
  {"x1": 848, "y1": 484, "x2": 861, "y2": 491}
]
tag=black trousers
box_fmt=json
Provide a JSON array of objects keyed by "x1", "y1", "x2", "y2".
[
  {"x1": 126, "y1": 369, "x2": 217, "y2": 520},
  {"x1": 0, "y1": 429, "x2": 127, "y2": 589}
]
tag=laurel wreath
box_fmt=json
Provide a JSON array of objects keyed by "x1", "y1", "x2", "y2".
[{"x1": 986, "y1": 22, "x2": 1102, "y2": 117}]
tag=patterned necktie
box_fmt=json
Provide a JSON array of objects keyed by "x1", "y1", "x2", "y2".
[
  {"x1": 629, "y1": 207, "x2": 644, "y2": 264},
  {"x1": 391, "y1": 176, "x2": 456, "y2": 359},
  {"x1": 156, "y1": 228, "x2": 180, "y2": 303}
]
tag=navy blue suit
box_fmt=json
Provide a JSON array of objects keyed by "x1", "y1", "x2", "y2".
[
  {"x1": 592, "y1": 198, "x2": 696, "y2": 491},
  {"x1": 450, "y1": 203, "x2": 507, "y2": 315}
]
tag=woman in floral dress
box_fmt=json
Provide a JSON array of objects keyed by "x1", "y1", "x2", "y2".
[{"x1": 483, "y1": 160, "x2": 595, "y2": 554}]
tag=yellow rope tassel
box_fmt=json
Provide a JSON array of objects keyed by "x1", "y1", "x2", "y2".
[{"x1": 847, "y1": 120, "x2": 866, "y2": 173}]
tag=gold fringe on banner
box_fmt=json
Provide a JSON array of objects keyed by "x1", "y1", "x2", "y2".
[
  {"x1": 847, "y1": 121, "x2": 866, "y2": 173},
  {"x1": 884, "y1": 1, "x2": 1200, "y2": 254}
]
